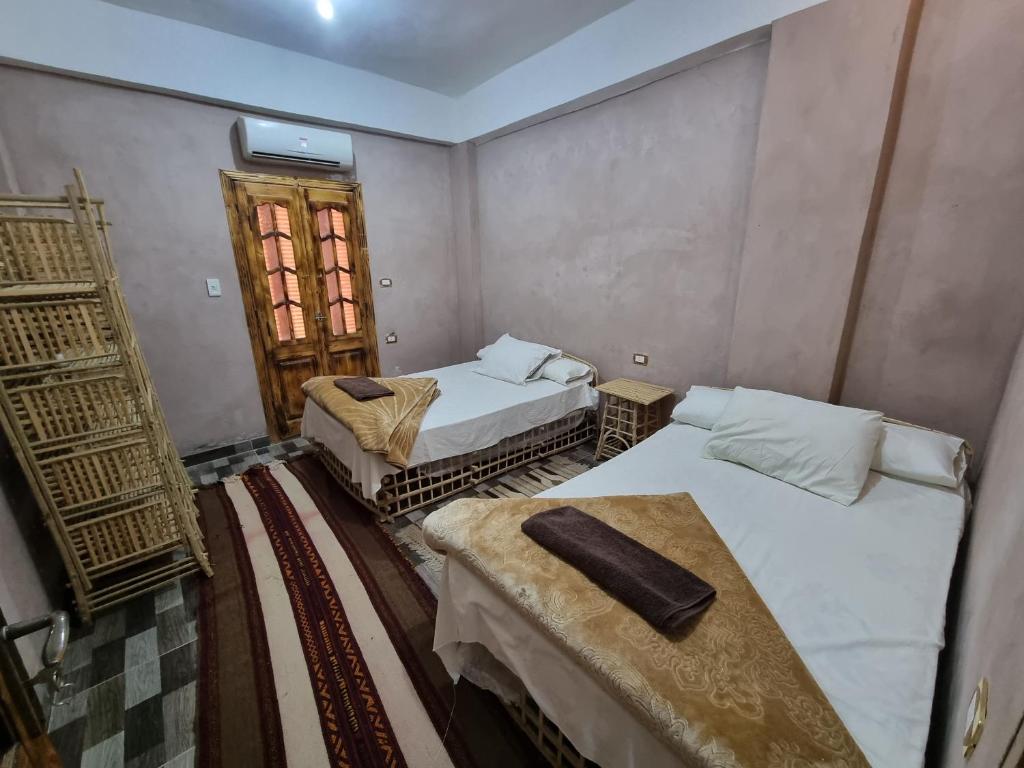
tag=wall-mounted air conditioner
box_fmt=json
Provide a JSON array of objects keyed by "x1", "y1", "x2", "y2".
[{"x1": 236, "y1": 116, "x2": 353, "y2": 171}]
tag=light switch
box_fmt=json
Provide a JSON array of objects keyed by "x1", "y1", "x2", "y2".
[
  {"x1": 385, "y1": 331, "x2": 398, "y2": 344},
  {"x1": 206, "y1": 278, "x2": 222, "y2": 297},
  {"x1": 379, "y1": 277, "x2": 393, "y2": 287},
  {"x1": 633, "y1": 353, "x2": 648, "y2": 366}
]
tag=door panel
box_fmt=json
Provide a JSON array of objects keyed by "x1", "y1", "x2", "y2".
[
  {"x1": 221, "y1": 172, "x2": 379, "y2": 440},
  {"x1": 275, "y1": 354, "x2": 320, "y2": 425},
  {"x1": 304, "y1": 187, "x2": 380, "y2": 380}
]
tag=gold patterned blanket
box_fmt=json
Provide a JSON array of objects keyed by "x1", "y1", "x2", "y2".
[
  {"x1": 302, "y1": 376, "x2": 439, "y2": 468},
  {"x1": 422, "y1": 493, "x2": 868, "y2": 768}
]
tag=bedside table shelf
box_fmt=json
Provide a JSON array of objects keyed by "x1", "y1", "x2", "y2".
[{"x1": 594, "y1": 378, "x2": 674, "y2": 461}]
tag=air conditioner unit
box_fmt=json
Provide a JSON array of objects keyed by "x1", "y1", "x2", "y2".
[{"x1": 236, "y1": 116, "x2": 353, "y2": 171}]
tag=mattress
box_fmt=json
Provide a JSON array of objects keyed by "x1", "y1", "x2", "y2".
[
  {"x1": 432, "y1": 422, "x2": 967, "y2": 768},
  {"x1": 301, "y1": 361, "x2": 598, "y2": 500}
]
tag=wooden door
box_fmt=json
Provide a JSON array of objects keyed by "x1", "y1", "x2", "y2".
[{"x1": 221, "y1": 172, "x2": 380, "y2": 440}]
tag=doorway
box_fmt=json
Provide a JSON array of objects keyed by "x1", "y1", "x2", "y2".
[{"x1": 221, "y1": 171, "x2": 380, "y2": 441}]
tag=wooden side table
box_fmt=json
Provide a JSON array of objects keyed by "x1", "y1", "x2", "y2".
[{"x1": 594, "y1": 378, "x2": 674, "y2": 461}]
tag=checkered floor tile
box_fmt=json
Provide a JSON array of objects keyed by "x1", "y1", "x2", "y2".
[
  {"x1": 186, "y1": 437, "x2": 314, "y2": 487},
  {"x1": 46, "y1": 578, "x2": 199, "y2": 768}
]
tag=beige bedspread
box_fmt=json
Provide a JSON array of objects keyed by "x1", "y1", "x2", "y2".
[
  {"x1": 423, "y1": 493, "x2": 868, "y2": 767},
  {"x1": 301, "y1": 376, "x2": 439, "y2": 468}
]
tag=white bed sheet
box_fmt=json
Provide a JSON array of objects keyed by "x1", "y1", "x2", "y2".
[
  {"x1": 301, "y1": 361, "x2": 597, "y2": 500},
  {"x1": 432, "y1": 423, "x2": 967, "y2": 768}
]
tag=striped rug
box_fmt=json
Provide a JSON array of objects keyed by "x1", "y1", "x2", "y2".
[{"x1": 195, "y1": 455, "x2": 545, "y2": 768}]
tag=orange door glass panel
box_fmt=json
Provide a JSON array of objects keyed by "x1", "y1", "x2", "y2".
[
  {"x1": 304, "y1": 186, "x2": 379, "y2": 383},
  {"x1": 315, "y1": 206, "x2": 360, "y2": 336},
  {"x1": 221, "y1": 173, "x2": 379, "y2": 440},
  {"x1": 256, "y1": 202, "x2": 306, "y2": 341}
]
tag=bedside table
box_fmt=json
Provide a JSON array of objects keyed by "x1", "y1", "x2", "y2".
[{"x1": 594, "y1": 378, "x2": 674, "y2": 461}]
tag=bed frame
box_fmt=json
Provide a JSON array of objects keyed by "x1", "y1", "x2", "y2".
[
  {"x1": 504, "y1": 689, "x2": 598, "y2": 768},
  {"x1": 314, "y1": 354, "x2": 599, "y2": 522}
]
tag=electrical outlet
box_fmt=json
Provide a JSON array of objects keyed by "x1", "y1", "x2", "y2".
[
  {"x1": 633, "y1": 353, "x2": 648, "y2": 366},
  {"x1": 206, "y1": 278, "x2": 222, "y2": 297},
  {"x1": 385, "y1": 331, "x2": 398, "y2": 344},
  {"x1": 379, "y1": 277, "x2": 393, "y2": 287},
  {"x1": 963, "y1": 677, "x2": 989, "y2": 759}
]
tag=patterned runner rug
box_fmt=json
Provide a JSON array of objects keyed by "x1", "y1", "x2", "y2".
[{"x1": 195, "y1": 455, "x2": 546, "y2": 768}]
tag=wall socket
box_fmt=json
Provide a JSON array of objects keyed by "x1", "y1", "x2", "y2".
[
  {"x1": 379, "y1": 277, "x2": 393, "y2": 287},
  {"x1": 385, "y1": 331, "x2": 398, "y2": 344},
  {"x1": 962, "y1": 677, "x2": 989, "y2": 759},
  {"x1": 633, "y1": 353, "x2": 649, "y2": 366},
  {"x1": 206, "y1": 278, "x2": 222, "y2": 297}
]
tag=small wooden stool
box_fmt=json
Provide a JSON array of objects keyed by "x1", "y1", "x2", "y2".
[{"x1": 594, "y1": 378, "x2": 674, "y2": 461}]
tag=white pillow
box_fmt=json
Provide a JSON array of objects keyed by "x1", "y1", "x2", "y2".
[
  {"x1": 475, "y1": 334, "x2": 560, "y2": 386},
  {"x1": 540, "y1": 357, "x2": 592, "y2": 386},
  {"x1": 871, "y1": 421, "x2": 967, "y2": 488},
  {"x1": 702, "y1": 387, "x2": 883, "y2": 505},
  {"x1": 671, "y1": 386, "x2": 732, "y2": 429},
  {"x1": 476, "y1": 343, "x2": 494, "y2": 359}
]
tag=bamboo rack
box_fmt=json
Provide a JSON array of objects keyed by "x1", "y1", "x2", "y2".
[{"x1": 0, "y1": 171, "x2": 212, "y2": 620}]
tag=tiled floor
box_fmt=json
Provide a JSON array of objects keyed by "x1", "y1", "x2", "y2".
[
  {"x1": 43, "y1": 437, "x2": 317, "y2": 768},
  {"x1": 46, "y1": 577, "x2": 200, "y2": 768},
  {"x1": 47, "y1": 439, "x2": 599, "y2": 767},
  {"x1": 185, "y1": 436, "x2": 313, "y2": 487}
]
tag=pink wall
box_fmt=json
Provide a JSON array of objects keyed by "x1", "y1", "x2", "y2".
[
  {"x1": 938, "y1": 330, "x2": 1024, "y2": 765},
  {"x1": 726, "y1": 0, "x2": 914, "y2": 400},
  {"x1": 0, "y1": 484, "x2": 53, "y2": 678},
  {"x1": 449, "y1": 142, "x2": 485, "y2": 361},
  {"x1": 0, "y1": 66, "x2": 461, "y2": 454},
  {"x1": 0, "y1": 439, "x2": 64, "y2": 678},
  {"x1": 475, "y1": 43, "x2": 768, "y2": 396},
  {"x1": 839, "y1": 0, "x2": 1024, "y2": 461},
  {"x1": 0, "y1": 1, "x2": 1023, "y2": 753}
]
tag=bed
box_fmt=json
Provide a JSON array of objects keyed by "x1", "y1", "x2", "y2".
[
  {"x1": 301, "y1": 357, "x2": 599, "y2": 520},
  {"x1": 428, "y1": 420, "x2": 968, "y2": 768}
]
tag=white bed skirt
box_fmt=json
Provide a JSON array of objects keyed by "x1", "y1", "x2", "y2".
[
  {"x1": 434, "y1": 557, "x2": 680, "y2": 768},
  {"x1": 301, "y1": 362, "x2": 598, "y2": 501}
]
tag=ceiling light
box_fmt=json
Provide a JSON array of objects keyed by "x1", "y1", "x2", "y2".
[{"x1": 316, "y1": 0, "x2": 334, "y2": 20}]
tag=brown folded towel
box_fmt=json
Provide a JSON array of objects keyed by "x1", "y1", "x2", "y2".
[
  {"x1": 334, "y1": 376, "x2": 394, "y2": 401},
  {"x1": 522, "y1": 506, "x2": 716, "y2": 634}
]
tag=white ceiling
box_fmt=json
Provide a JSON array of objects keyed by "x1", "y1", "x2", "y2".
[{"x1": 98, "y1": 0, "x2": 632, "y2": 96}]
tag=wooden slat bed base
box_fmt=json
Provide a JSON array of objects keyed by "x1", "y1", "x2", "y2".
[
  {"x1": 315, "y1": 408, "x2": 596, "y2": 522},
  {"x1": 503, "y1": 690, "x2": 599, "y2": 768}
]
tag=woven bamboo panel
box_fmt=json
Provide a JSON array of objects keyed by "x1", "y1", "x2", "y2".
[
  {"x1": 0, "y1": 171, "x2": 212, "y2": 620},
  {"x1": 594, "y1": 377, "x2": 673, "y2": 406},
  {"x1": 594, "y1": 378, "x2": 674, "y2": 461}
]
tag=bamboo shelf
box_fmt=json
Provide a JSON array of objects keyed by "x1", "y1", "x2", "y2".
[{"x1": 0, "y1": 171, "x2": 212, "y2": 620}]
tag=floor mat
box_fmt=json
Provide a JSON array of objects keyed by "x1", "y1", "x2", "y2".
[{"x1": 195, "y1": 456, "x2": 545, "y2": 768}]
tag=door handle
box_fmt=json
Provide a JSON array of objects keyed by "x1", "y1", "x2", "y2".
[
  {"x1": 314, "y1": 312, "x2": 325, "y2": 321},
  {"x1": 1, "y1": 610, "x2": 74, "y2": 704}
]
